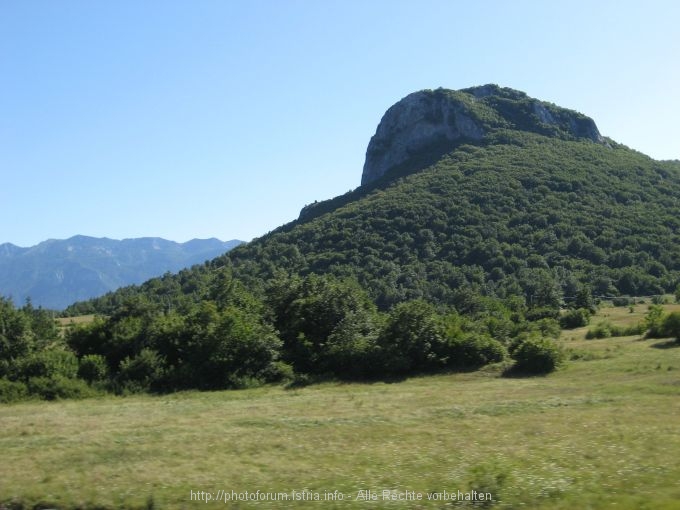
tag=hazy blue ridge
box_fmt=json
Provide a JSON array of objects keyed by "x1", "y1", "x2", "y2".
[{"x1": 0, "y1": 236, "x2": 243, "y2": 310}]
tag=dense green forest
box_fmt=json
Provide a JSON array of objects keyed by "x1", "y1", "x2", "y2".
[
  {"x1": 3, "y1": 87, "x2": 680, "y2": 399},
  {"x1": 69, "y1": 131, "x2": 680, "y2": 316}
]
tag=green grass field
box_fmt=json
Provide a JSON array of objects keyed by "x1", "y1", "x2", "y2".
[
  {"x1": 2, "y1": 305, "x2": 680, "y2": 509},
  {"x1": 55, "y1": 314, "x2": 97, "y2": 328}
]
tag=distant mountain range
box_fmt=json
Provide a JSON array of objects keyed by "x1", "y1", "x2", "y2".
[{"x1": 0, "y1": 236, "x2": 243, "y2": 309}]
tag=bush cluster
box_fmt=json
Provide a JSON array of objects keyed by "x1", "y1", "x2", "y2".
[
  {"x1": 510, "y1": 337, "x2": 564, "y2": 374},
  {"x1": 559, "y1": 308, "x2": 591, "y2": 329},
  {"x1": 4, "y1": 266, "x2": 597, "y2": 402},
  {"x1": 0, "y1": 297, "x2": 103, "y2": 402},
  {"x1": 3, "y1": 273, "x2": 572, "y2": 400},
  {"x1": 585, "y1": 321, "x2": 646, "y2": 339},
  {"x1": 72, "y1": 274, "x2": 573, "y2": 390},
  {"x1": 645, "y1": 305, "x2": 680, "y2": 341}
]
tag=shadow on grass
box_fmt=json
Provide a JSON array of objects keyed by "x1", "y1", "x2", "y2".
[
  {"x1": 283, "y1": 372, "x2": 410, "y2": 390},
  {"x1": 282, "y1": 363, "x2": 510, "y2": 390},
  {"x1": 502, "y1": 363, "x2": 553, "y2": 378},
  {"x1": 651, "y1": 339, "x2": 680, "y2": 349}
]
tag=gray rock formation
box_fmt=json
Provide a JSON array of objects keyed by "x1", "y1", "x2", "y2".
[
  {"x1": 361, "y1": 85, "x2": 604, "y2": 186},
  {"x1": 361, "y1": 90, "x2": 484, "y2": 186}
]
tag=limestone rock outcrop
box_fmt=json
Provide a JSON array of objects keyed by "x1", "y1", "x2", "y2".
[{"x1": 361, "y1": 85, "x2": 604, "y2": 186}]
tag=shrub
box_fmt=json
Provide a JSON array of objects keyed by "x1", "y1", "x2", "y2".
[
  {"x1": 573, "y1": 286, "x2": 596, "y2": 314},
  {"x1": 619, "y1": 322, "x2": 646, "y2": 336},
  {"x1": 662, "y1": 312, "x2": 680, "y2": 341},
  {"x1": 78, "y1": 354, "x2": 109, "y2": 384},
  {"x1": 559, "y1": 308, "x2": 590, "y2": 329},
  {"x1": 448, "y1": 334, "x2": 507, "y2": 369},
  {"x1": 528, "y1": 318, "x2": 561, "y2": 339},
  {"x1": 260, "y1": 360, "x2": 295, "y2": 383},
  {"x1": 525, "y1": 306, "x2": 560, "y2": 321},
  {"x1": 466, "y1": 462, "x2": 510, "y2": 504},
  {"x1": 645, "y1": 305, "x2": 666, "y2": 338},
  {"x1": 322, "y1": 309, "x2": 382, "y2": 378},
  {"x1": 182, "y1": 305, "x2": 283, "y2": 390},
  {"x1": 0, "y1": 378, "x2": 29, "y2": 403},
  {"x1": 27, "y1": 376, "x2": 96, "y2": 400},
  {"x1": 585, "y1": 321, "x2": 611, "y2": 339},
  {"x1": 116, "y1": 348, "x2": 166, "y2": 393},
  {"x1": 586, "y1": 320, "x2": 645, "y2": 339},
  {"x1": 612, "y1": 297, "x2": 632, "y2": 307},
  {"x1": 511, "y1": 337, "x2": 564, "y2": 374},
  {"x1": 270, "y1": 274, "x2": 376, "y2": 375},
  {"x1": 16, "y1": 349, "x2": 79, "y2": 381},
  {"x1": 377, "y1": 300, "x2": 447, "y2": 374}
]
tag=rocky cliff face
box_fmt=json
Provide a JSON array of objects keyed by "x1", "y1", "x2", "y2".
[
  {"x1": 361, "y1": 85, "x2": 604, "y2": 186},
  {"x1": 361, "y1": 90, "x2": 485, "y2": 185}
]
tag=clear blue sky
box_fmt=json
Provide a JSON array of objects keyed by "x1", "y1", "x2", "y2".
[{"x1": 2, "y1": 0, "x2": 678, "y2": 247}]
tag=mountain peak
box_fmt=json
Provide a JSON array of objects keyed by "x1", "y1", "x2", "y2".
[
  {"x1": 361, "y1": 85, "x2": 604, "y2": 185},
  {"x1": 461, "y1": 83, "x2": 528, "y2": 100}
]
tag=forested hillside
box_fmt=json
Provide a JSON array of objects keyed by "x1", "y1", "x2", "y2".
[
  {"x1": 3, "y1": 86, "x2": 680, "y2": 399},
  {"x1": 224, "y1": 131, "x2": 680, "y2": 307},
  {"x1": 70, "y1": 130, "x2": 680, "y2": 315}
]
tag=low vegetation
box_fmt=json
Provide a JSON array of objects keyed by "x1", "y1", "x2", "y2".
[
  {"x1": 1, "y1": 277, "x2": 568, "y2": 399},
  {"x1": 1, "y1": 305, "x2": 679, "y2": 509},
  {"x1": 6, "y1": 286, "x2": 680, "y2": 402}
]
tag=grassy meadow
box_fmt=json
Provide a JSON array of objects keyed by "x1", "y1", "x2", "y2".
[
  {"x1": 55, "y1": 314, "x2": 97, "y2": 330},
  {"x1": 2, "y1": 305, "x2": 680, "y2": 509}
]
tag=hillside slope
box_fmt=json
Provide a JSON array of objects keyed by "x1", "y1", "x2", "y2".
[
  {"x1": 73, "y1": 86, "x2": 680, "y2": 316},
  {"x1": 230, "y1": 131, "x2": 680, "y2": 308}
]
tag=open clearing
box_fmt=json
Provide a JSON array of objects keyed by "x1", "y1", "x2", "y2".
[
  {"x1": 55, "y1": 314, "x2": 97, "y2": 328},
  {"x1": 2, "y1": 305, "x2": 680, "y2": 509}
]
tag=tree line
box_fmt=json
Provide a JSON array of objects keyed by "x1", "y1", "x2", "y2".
[
  {"x1": 6, "y1": 278, "x2": 679, "y2": 402},
  {"x1": 2, "y1": 272, "x2": 583, "y2": 401}
]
